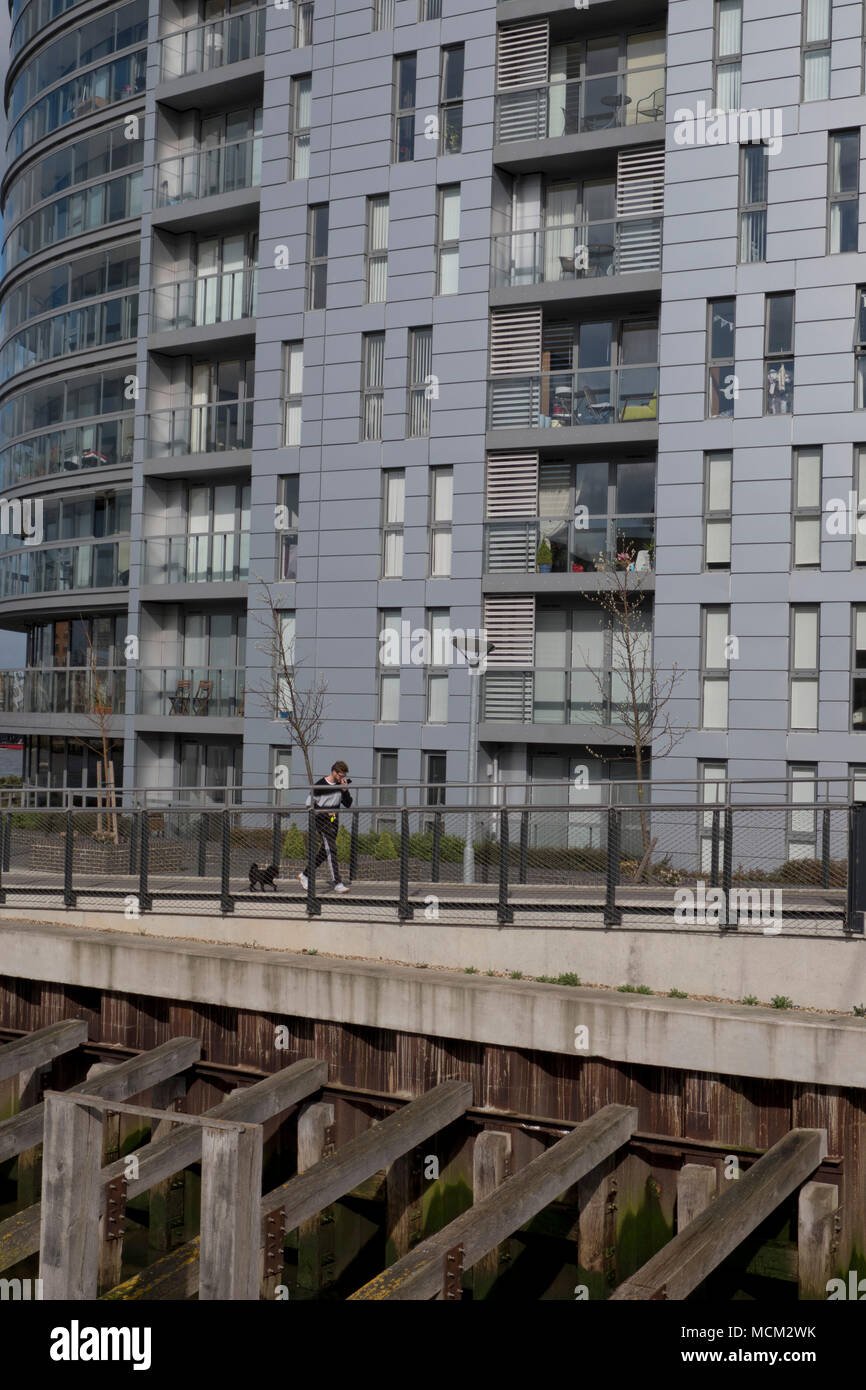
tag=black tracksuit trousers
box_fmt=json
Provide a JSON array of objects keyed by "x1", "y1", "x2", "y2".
[{"x1": 313, "y1": 814, "x2": 341, "y2": 883}]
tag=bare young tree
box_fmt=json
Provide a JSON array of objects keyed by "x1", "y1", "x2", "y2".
[
  {"x1": 248, "y1": 576, "x2": 328, "y2": 790},
  {"x1": 580, "y1": 544, "x2": 687, "y2": 869},
  {"x1": 80, "y1": 622, "x2": 119, "y2": 844}
]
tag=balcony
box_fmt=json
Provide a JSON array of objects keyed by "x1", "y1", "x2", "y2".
[
  {"x1": 0, "y1": 667, "x2": 126, "y2": 716},
  {"x1": 484, "y1": 517, "x2": 654, "y2": 574},
  {"x1": 482, "y1": 667, "x2": 649, "y2": 727},
  {"x1": 492, "y1": 217, "x2": 662, "y2": 289},
  {"x1": 0, "y1": 417, "x2": 134, "y2": 492},
  {"x1": 142, "y1": 532, "x2": 250, "y2": 585},
  {"x1": 159, "y1": 6, "x2": 266, "y2": 80},
  {"x1": 0, "y1": 540, "x2": 129, "y2": 599},
  {"x1": 136, "y1": 667, "x2": 244, "y2": 718},
  {"x1": 495, "y1": 68, "x2": 665, "y2": 145},
  {"x1": 487, "y1": 366, "x2": 658, "y2": 431},
  {"x1": 150, "y1": 269, "x2": 257, "y2": 334},
  {"x1": 146, "y1": 399, "x2": 255, "y2": 458},
  {"x1": 155, "y1": 136, "x2": 262, "y2": 207}
]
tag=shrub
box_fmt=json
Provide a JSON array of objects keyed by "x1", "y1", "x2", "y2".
[
  {"x1": 771, "y1": 995, "x2": 793, "y2": 1010},
  {"x1": 636, "y1": 985, "x2": 654, "y2": 995},
  {"x1": 669, "y1": 988, "x2": 688, "y2": 999},
  {"x1": 374, "y1": 830, "x2": 398, "y2": 860},
  {"x1": 556, "y1": 972, "x2": 581, "y2": 987},
  {"x1": 742, "y1": 994, "x2": 758, "y2": 1006},
  {"x1": 617, "y1": 984, "x2": 636, "y2": 993},
  {"x1": 775, "y1": 857, "x2": 845, "y2": 888},
  {"x1": 357, "y1": 831, "x2": 379, "y2": 855},
  {"x1": 409, "y1": 831, "x2": 434, "y2": 861},
  {"x1": 465, "y1": 966, "x2": 478, "y2": 974},
  {"x1": 335, "y1": 824, "x2": 351, "y2": 861},
  {"x1": 854, "y1": 1003, "x2": 866, "y2": 1018},
  {"x1": 440, "y1": 833, "x2": 464, "y2": 863},
  {"x1": 509, "y1": 970, "x2": 523, "y2": 980},
  {"x1": 281, "y1": 823, "x2": 306, "y2": 860}
]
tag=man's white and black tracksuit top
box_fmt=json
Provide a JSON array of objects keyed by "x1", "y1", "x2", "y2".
[{"x1": 311, "y1": 778, "x2": 353, "y2": 826}]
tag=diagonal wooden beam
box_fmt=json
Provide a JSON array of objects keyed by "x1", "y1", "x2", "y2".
[
  {"x1": 349, "y1": 1103, "x2": 638, "y2": 1300},
  {"x1": 0, "y1": 1021, "x2": 88, "y2": 1083},
  {"x1": 0, "y1": 1036, "x2": 201, "y2": 1164},
  {"x1": 0, "y1": 1057, "x2": 327, "y2": 1273},
  {"x1": 102, "y1": 1079, "x2": 473, "y2": 1300},
  {"x1": 610, "y1": 1128, "x2": 828, "y2": 1301}
]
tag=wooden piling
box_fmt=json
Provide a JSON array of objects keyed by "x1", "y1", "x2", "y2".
[
  {"x1": 797, "y1": 1181, "x2": 838, "y2": 1301},
  {"x1": 296, "y1": 1101, "x2": 335, "y2": 1296},
  {"x1": 40, "y1": 1092, "x2": 103, "y2": 1300},
  {"x1": 677, "y1": 1164, "x2": 717, "y2": 1231},
  {"x1": 471, "y1": 1131, "x2": 511, "y2": 1300},
  {"x1": 199, "y1": 1121, "x2": 262, "y2": 1301}
]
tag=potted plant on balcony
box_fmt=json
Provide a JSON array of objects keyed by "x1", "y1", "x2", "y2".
[{"x1": 537, "y1": 537, "x2": 553, "y2": 573}]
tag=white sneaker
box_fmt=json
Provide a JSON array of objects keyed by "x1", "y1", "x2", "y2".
[
  {"x1": 297, "y1": 872, "x2": 308, "y2": 891},
  {"x1": 333, "y1": 882, "x2": 349, "y2": 894}
]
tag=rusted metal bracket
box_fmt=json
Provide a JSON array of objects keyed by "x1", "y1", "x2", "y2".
[
  {"x1": 323, "y1": 1123, "x2": 336, "y2": 1160},
  {"x1": 263, "y1": 1206, "x2": 287, "y2": 1279},
  {"x1": 105, "y1": 1174, "x2": 127, "y2": 1241},
  {"x1": 443, "y1": 1243, "x2": 464, "y2": 1300}
]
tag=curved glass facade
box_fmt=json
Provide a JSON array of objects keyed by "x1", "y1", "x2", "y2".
[
  {"x1": 0, "y1": 538, "x2": 130, "y2": 597},
  {"x1": 0, "y1": 363, "x2": 135, "y2": 488},
  {"x1": 0, "y1": 289, "x2": 138, "y2": 383},
  {"x1": 3, "y1": 169, "x2": 142, "y2": 271},
  {"x1": 8, "y1": 49, "x2": 146, "y2": 160},
  {"x1": 0, "y1": 242, "x2": 138, "y2": 340},
  {"x1": 12, "y1": 0, "x2": 89, "y2": 59},
  {"x1": 3, "y1": 121, "x2": 144, "y2": 228},
  {"x1": 9, "y1": 0, "x2": 147, "y2": 123}
]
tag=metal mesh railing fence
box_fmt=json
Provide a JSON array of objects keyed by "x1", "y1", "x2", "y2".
[{"x1": 0, "y1": 803, "x2": 850, "y2": 935}]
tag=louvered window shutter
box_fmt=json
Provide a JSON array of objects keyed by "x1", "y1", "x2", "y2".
[
  {"x1": 616, "y1": 145, "x2": 664, "y2": 274},
  {"x1": 496, "y1": 21, "x2": 550, "y2": 143},
  {"x1": 485, "y1": 452, "x2": 539, "y2": 572},
  {"x1": 489, "y1": 308, "x2": 542, "y2": 430},
  {"x1": 482, "y1": 595, "x2": 535, "y2": 722}
]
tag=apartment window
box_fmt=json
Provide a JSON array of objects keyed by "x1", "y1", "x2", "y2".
[
  {"x1": 382, "y1": 470, "x2": 405, "y2": 577},
  {"x1": 290, "y1": 75, "x2": 312, "y2": 180},
  {"x1": 791, "y1": 605, "x2": 819, "y2": 730},
  {"x1": 362, "y1": 332, "x2": 385, "y2": 441},
  {"x1": 789, "y1": 765, "x2": 817, "y2": 859},
  {"x1": 378, "y1": 611, "x2": 401, "y2": 722},
  {"x1": 702, "y1": 606, "x2": 730, "y2": 730},
  {"x1": 739, "y1": 143, "x2": 768, "y2": 263},
  {"x1": 793, "y1": 447, "x2": 821, "y2": 567},
  {"x1": 426, "y1": 609, "x2": 450, "y2": 723},
  {"x1": 282, "y1": 341, "x2": 303, "y2": 446},
  {"x1": 856, "y1": 288, "x2": 866, "y2": 408},
  {"x1": 307, "y1": 204, "x2": 328, "y2": 309},
  {"x1": 802, "y1": 0, "x2": 831, "y2": 100},
  {"x1": 714, "y1": 0, "x2": 742, "y2": 108},
  {"x1": 366, "y1": 195, "x2": 389, "y2": 304},
  {"x1": 277, "y1": 475, "x2": 299, "y2": 581},
  {"x1": 829, "y1": 131, "x2": 859, "y2": 253},
  {"x1": 426, "y1": 752, "x2": 447, "y2": 806},
  {"x1": 699, "y1": 761, "x2": 728, "y2": 873},
  {"x1": 295, "y1": 0, "x2": 313, "y2": 48},
  {"x1": 373, "y1": 0, "x2": 394, "y2": 31},
  {"x1": 430, "y1": 466, "x2": 453, "y2": 576},
  {"x1": 765, "y1": 292, "x2": 795, "y2": 414},
  {"x1": 393, "y1": 55, "x2": 417, "y2": 163},
  {"x1": 855, "y1": 447, "x2": 866, "y2": 562},
  {"x1": 437, "y1": 185, "x2": 460, "y2": 295},
  {"x1": 275, "y1": 610, "x2": 296, "y2": 716},
  {"x1": 852, "y1": 765, "x2": 866, "y2": 800},
  {"x1": 704, "y1": 451, "x2": 732, "y2": 570},
  {"x1": 419, "y1": 0, "x2": 441, "y2": 19},
  {"x1": 271, "y1": 748, "x2": 292, "y2": 807},
  {"x1": 707, "y1": 298, "x2": 736, "y2": 418},
  {"x1": 376, "y1": 749, "x2": 398, "y2": 831},
  {"x1": 854, "y1": 606, "x2": 866, "y2": 728},
  {"x1": 440, "y1": 45, "x2": 465, "y2": 155},
  {"x1": 408, "y1": 327, "x2": 433, "y2": 436}
]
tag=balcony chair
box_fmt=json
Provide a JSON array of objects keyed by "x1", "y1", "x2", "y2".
[
  {"x1": 169, "y1": 678, "x2": 191, "y2": 715},
  {"x1": 635, "y1": 87, "x2": 664, "y2": 123},
  {"x1": 578, "y1": 386, "x2": 614, "y2": 424},
  {"x1": 620, "y1": 390, "x2": 658, "y2": 422},
  {"x1": 559, "y1": 254, "x2": 577, "y2": 279},
  {"x1": 192, "y1": 679, "x2": 213, "y2": 715}
]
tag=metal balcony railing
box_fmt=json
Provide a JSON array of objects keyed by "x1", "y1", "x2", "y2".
[
  {"x1": 159, "y1": 5, "x2": 266, "y2": 79},
  {"x1": 481, "y1": 667, "x2": 650, "y2": 726},
  {"x1": 487, "y1": 366, "x2": 659, "y2": 431},
  {"x1": 495, "y1": 66, "x2": 665, "y2": 144},
  {"x1": 484, "y1": 517, "x2": 654, "y2": 573},
  {"x1": 136, "y1": 667, "x2": 245, "y2": 718},
  {"x1": 146, "y1": 398, "x2": 255, "y2": 457},
  {"x1": 142, "y1": 532, "x2": 250, "y2": 585},
  {"x1": 0, "y1": 667, "x2": 126, "y2": 715},
  {"x1": 150, "y1": 268, "x2": 258, "y2": 333},
  {"x1": 155, "y1": 135, "x2": 262, "y2": 206},
  {"x1": 491, "y1": 217, "x2": 663, "y2": 287}
]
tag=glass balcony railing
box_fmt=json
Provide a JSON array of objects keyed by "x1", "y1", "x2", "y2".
[
  {"x1": 482, "y1": 667, "x2": 650, "y2": 725},
  {"x1": 0, "y1": 540, "x2": 129, "y2": 598},
  {"x1": 142, "y1": 532, "x2": 250, "y2": 584},
  {"x1": 487, "y1": 367, "x2": 659, "y2": 430},
  {"x1": 155, "y1": 135, "x2": 262, "y2": 207},
  {"x1": 491, "y1": 217, "x2": 663, "y2": 287},
  {"x1": 0, "y1": 666, "x2": 126, "y2": 715},
  {"x1": 0, "y1": 416, "x2": 134, "y2": 491},
  {"x1": 159, "y1": 5, "x2": 266, "y2": 79},
  {"x1": 136, "y1": 667, "x2": 245, "y2": 718},
  {"x1": 495, "y1": 67, "x2": 665, "y2": 144},
  {"x1": 484, "y1": 517, "x2": 654, "y2": 573},
  {"x1": 150, "y1": 268, "x2": 258, "y2": 333},
  {"x1": 146, "y1": 398, "x2": 255, "y2": 457}
]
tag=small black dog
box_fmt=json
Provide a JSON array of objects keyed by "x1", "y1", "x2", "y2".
[{"x1": 249, "y1": 863, "x2": 279, "y2": 892}]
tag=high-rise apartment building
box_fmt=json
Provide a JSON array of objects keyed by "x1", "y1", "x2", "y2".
[{"x1": 1, "y1": 0, "x2": 865, "y2": 834}]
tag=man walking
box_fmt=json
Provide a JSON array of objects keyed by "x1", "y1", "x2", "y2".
[{"x1": 298, "y1": 760, "x2": 353, "y2": 894}]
